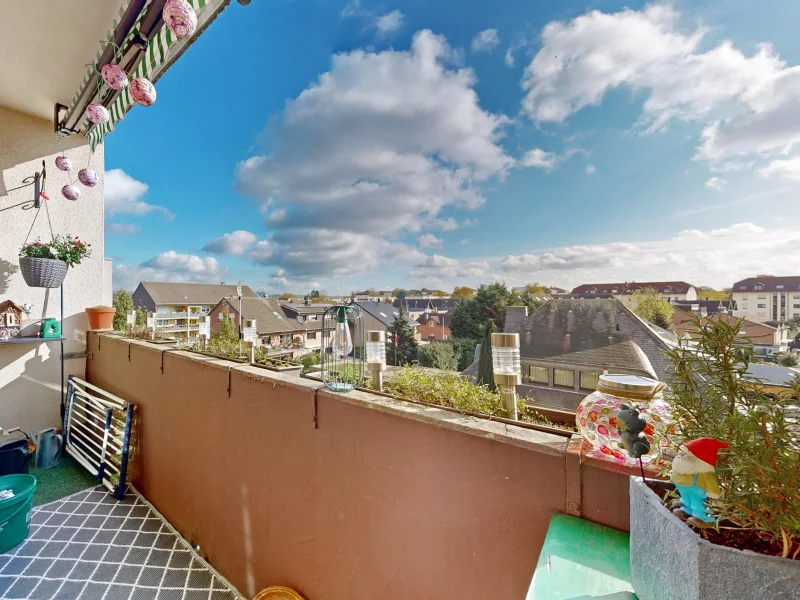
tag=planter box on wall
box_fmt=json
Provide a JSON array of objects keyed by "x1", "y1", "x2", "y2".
[{"x1": 629, "y1": 477, "x2": 800, "y2": 600}]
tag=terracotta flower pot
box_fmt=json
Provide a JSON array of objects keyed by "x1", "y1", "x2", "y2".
[{"x1": 85, "y1": 307, "x2": 116, "y2": 331}]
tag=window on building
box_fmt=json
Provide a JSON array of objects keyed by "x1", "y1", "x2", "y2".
[
  {"x1": 794, "y1": 304, "x2": 800, "y2": 309},
  {"x1": 758, "y1": 304, "x2": 767, "y2": 308},
  {"x1": 739, "y1": 285, "x2": 746, "y2": 289},
  {"x1": 777, "y1": 285, "x2": 785, "y2": 289},
  {"x1": 742, "y1": 295, "x2": 747, "y2": 300},
  {"x1": 742, "y1": 304, "x2": 748, "y2": 309},
  {"x1": 307, "y1": 331, "x2": 317, "y2": 340},
  {"x1": 308, "y1": 314, "x2": 318, "y2": 320},
  {"x1": 554, "y1": 368, "x2": 575, "y2": 388},
  {"x1": 443, "y1": 335, "x2": 448, "y2": 341},
  {"x1": 529, "y1": 366, "x2": 549, "y2": 384},
  {"x1": 580, "y1": 371, "x2": 600, "y2": 390},
  {"x1": 757, "y1": 295, "x2": 767, "y2": 299},
  {"x1": 755, "y1": 284, "x2": 764, "y2": 290}
]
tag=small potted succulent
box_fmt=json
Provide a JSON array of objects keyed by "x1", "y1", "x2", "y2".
[
  {"x1": 85, "y1": 305, "x2": 116, "y2": 331},
  {"x1": 628, "y1": 314, "x2": 799, "y2": 600},
  {"x1": 19, "y1": 236, "x2": 91, "y2": 288}
]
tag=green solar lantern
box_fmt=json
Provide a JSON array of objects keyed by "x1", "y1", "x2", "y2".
[{"x1": 321, "y1": 305, "x2": 365, "y2": 392}]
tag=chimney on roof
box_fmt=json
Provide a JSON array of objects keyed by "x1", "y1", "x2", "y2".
[{"x1": 221, "y1": 282, "x2": 226, "y2": 285}]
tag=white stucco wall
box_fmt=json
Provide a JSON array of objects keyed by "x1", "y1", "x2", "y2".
[{"x1": 0, "y1": 106, "x2": 105, "y2": 433}]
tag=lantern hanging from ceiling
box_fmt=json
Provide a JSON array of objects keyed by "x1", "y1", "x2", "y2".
[
  {"x1": 321, "y1": 305, "x2": 364, "y2": 393},
  {"x1": 163, "y1": 0, "x2": 198, "y2": 38},
  {"x1": 101, "y1": 63, "x2": 129, "y2": 90},
  {"x1": 78, "y1": 168, "x2": 99, "y2": 187},
  {"x1": 62, "y1": 185, "x2": 81, "y2": 201},
  {"x1": 55, "y1": 156, "x2": 72, "y2": 172},
  {"x1": 86, "y1": 103, "x2": 110, "y2": 124},
  {"x1": 130, "y1": 77, "x2": 157, "y2": 106}
]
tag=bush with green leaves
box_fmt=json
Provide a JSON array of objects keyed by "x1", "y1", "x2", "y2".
[
  {"x1": 112, "y1": 290, "x2": 134, "y2": 331},
  {"x1": 20, "y1": 235, "x2": 91, "y2": 267},
  {"x1": 378, "y1": 366, "x2": 572, "y2": 431},
  {"x1": 663, "y1": 313, "x2": 800, "y2": 558},
  {"x1": 297, "y1": 351, "x2": 321, "y2": 374},
  {"x1": 417, "y1": 342, "x2": 459, "y2": 370},
  {"x1": 776, "y1": 351, "x2": 799, "y2": 368}
]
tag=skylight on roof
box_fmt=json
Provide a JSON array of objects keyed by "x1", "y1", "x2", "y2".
[
  {"x1": 379, "y1": 312, "x2": 387, "y2": 317},
  {"x1": 272, "y1": 312, "x2": 283, "y2": 319}
]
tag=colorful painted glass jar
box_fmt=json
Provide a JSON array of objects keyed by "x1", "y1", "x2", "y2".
[{"x1": 576, "y1": 374, "x2": 671, "y2": 465}]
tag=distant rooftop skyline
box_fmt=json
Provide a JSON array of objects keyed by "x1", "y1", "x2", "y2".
[{"x1": 104, "y1": 0, "x2": 800, "y2": 293}]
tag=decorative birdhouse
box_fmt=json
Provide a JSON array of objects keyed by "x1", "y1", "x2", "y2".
[{"x1": 0, "y1": 301, "x2": 24, "y2": 339}]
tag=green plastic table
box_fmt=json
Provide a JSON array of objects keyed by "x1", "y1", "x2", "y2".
[{"x1": 526, "y1": 512, "x2": 638, "y2": 599}]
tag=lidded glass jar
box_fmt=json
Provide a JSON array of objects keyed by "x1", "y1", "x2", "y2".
[{"x1": 576, "y1": 374, "x2": 671, "y2": 464}]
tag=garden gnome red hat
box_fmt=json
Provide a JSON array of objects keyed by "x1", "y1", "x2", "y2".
[{"x1": 685, "y1": 438, "x2": 729, "y2": 467}]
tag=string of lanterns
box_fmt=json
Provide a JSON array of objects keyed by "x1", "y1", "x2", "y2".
[{"x1": 84, "y1": 0, "x2": 197, "y2": 125}]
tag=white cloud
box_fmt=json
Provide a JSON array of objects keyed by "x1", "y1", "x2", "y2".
[
  {"x1": 375, "y1": 10, "x2": 404, "y2": 35},
  {"x1": 472, "y1": 28, "x2": 500, "y2": 53},
  {"x1": 504, "y1": 48, "x2": 515, "y2": 67},
  {"x1": 202, "y1": 230, "x2": 257, "y2": 255},
  {"x1": 265, "y1": 209, "x2": 286, "y2": 223},
  {"x1": 410, "y1": 254, "x2": 490, "y2": 285},
  {"x1": 114, "y1": 251, "x2": 226, "y2": 290},
  {"x1": 522, "y1": 3, "x2": 800, "y2": 171},
  {"x1": 520, "y1": 148, "x2": 557, "y2": 171},
  {"x1": 705, "y1": 176, "x2": 727, "y2": 191},
  {"x1": 104, "y1": 169, "x2": 171, "y2": 217},
  {"x1": 235, "y1": 30, "x2": 511, "y2": 280},
  {"x1": 759, "y1": 156, "x2": 800, "y2": 182},
  {"x1": 418, "y1": 233, "x2": 443, "y2": 248},
  {"x1": 460, "y1": 239, "x2": 470, "y2": 245},
  {"x1": 585, "y1": 164, "x2": 597, "y2": 174},
  {"x1": 106, "y1": 222, "x2": 140, "y2": 235}
]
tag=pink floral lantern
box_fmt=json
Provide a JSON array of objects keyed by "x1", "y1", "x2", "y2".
[
  {"x1": 86, "y1": 103, "x2": 110, "y2": 125},
  {"x1": 130, "y1": 77, "x2": 157, "y2": 106},
  {"x1": 101, "y1": 64, "x2": 129, "y2": 91},
  {"x1": 576, "y1": 374, "x2": 672, "y2": 465},
  {"x1": 163, "y1": 0, "x2": 197, "y2": 38},
  {"x1": 78, "y1": 168, "x2": 99, "y2": 188},
  {"x1": 55, "y1": 156, "x2": 72, "y2": 172},
  {"x1": 62, "y1": 184, "x2": 81, "y2": 201}
]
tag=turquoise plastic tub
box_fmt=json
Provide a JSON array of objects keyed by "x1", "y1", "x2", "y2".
[{"x1": 0, "y1": 474, "x2": 37, "y2": 554}]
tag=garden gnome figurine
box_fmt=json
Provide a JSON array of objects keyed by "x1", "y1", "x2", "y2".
[{"x1": 670, "y1": 438, "x2": 729, "y2": 527}]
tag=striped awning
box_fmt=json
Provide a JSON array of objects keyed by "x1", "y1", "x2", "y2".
[{"x1": 79, "y1": 0, "x2": 229, "y2": 151}]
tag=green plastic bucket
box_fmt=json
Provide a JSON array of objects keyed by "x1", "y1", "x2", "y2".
[{"x1": 0, "y1": 474, "x2": 36, "y2": 554}]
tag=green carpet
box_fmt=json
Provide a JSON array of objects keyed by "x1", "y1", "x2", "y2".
[{"x1": 30, "y1": 456, "x2": 98, "y2": 506}]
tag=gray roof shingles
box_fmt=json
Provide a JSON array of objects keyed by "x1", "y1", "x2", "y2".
[{"x1": 139, "y1": 282, "x2": 257, "y2": 305}]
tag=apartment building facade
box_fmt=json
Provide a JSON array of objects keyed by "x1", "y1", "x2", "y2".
[
  {"x1": 571, "y1": 281, "x2": 698, "y2": 309},
  {"x1": 732, "y1": 276, "x2": 800, "y2": 323},
  {"x1": 132, "y1": 282, "x2": 258, "y2": 341}
]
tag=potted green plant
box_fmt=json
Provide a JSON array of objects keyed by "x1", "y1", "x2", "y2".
[
  {"x1": 629, "y1": 314, "x2": 799, "y2": 600},
  {"x1": 85, "y1": 306, "x2": 116, "y2": 331},
  {"x1": 19, "y1": 236, "x2": 91, "y2": 288}
]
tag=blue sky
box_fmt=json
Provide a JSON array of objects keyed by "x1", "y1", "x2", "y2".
[{"x1": 106, "y1": 0, "x2": 800, "y2": 293}]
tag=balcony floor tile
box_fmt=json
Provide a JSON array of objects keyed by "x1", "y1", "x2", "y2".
[{"x1": 1, "y1": 486, "x2": 242, "y2": 599}]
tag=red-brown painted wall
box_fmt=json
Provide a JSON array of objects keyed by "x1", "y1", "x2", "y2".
[{"x1": 86, "y1": 333, "x2": 628, "y2": 600}]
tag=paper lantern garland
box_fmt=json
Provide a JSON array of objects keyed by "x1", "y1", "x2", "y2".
[
  {"x1": 78, "y1": 168, "x2": 99, "y2": 188},
  {"x1": 101, "y1": 64, "x2": 129, "y2": 91},
  {"x1": 130, "y1": 77, "x2": 157, "y2": 107},
  {"x1": 62, "y1": 184, "x2": 81, "y2": 201},
  {"x1": 55, "y1": 156, "x2": 72, "y2": 172},
  {"x1": 163, "y1": 0, "x2": 197, "y2": 38},
  {"x1": 86, "y1": 104, "x2": 110, "y2": 125}
]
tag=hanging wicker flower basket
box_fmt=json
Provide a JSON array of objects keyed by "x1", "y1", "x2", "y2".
[{"x1": 19, "y1": 256, "x2": 69, "y2": 288}]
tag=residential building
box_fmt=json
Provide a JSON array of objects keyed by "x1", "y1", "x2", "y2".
[
  {"x1": 393, "y1": 297, "x2": 461, "y2": 319},
  {"x1": 732, "y1": 276, "x2": 800, "y2": 323},
  {"x1": 209, "y1": 296, "x2": 325, "y2": 354},
  {"x1": 416, "y1": 311, "x2": 452, "y2": 341},
  {"x1": 132, "y1": 282, "x2": 257, "y2": 342},
  {"x1": 672, "y1": 308, "x2": 789, "y2": 355},
  {"x1": 571, "y1": 281, "x2": 698, "y2": 308},
  {"x1": 354, "y1": 300, "x2": 421, "y2": 341},
  {"x1": 466, "y1": 299, "x2": 673, "y2": 412},
  {"x1": 673, "y1": 299, "x2": 737, "y2": 316}
]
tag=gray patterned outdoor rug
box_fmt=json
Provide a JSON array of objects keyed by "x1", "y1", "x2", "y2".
[{"x1": 0, "y1": 485, "x2": 244, "y2": 599}]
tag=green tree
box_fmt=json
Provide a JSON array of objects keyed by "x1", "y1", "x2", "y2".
[
  {"x1": 450, "y1": 283, "x2": 520, "y2": 341},
  {"x1": 417, "y1": 342, "x2": 459, "y2": 370},
  {"x1": 524, "y1": 283, "x2": 549, "y2": 294},
  {"x1": 309, "y1": 290, "x2": 320, "y2": 299},
  {"x1": 452, "y1": 286, "x2": 474, "y2": 299},
  {"x1": 385, "y1": 306, "x2": 418, "y2": 366},
  {"x1": 135, "y1": 307, "x2": 146, "y2": 327},
  {"x1": 112, "y1": 290, "x2": 134, "y2": 331},
  {"x1": 476, "y1": 320, "x2": 496, "y2": 391},
  {"x1": 396, "y1": 289, "x2": 406, "y2": 301},
  {"x1": 632, "y1": 287, "x2": 674, "y2": 329},
  {"x1": 216, "y1": 311, "x2": 236, "y2": 342},
  {"x1": 279, "y1": 292, "x2": 295, "y2": 300},
  {"x1": 696, "y1": 286, "x2": 730, "y2": 300},
  {"x1": 451, "y1": 337, "x2": 479, "y2": 371}
]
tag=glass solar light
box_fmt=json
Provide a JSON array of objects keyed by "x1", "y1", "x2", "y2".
[
  {"x1": 365, "y1": 330, "x2": 386, "y2": 392},
  {"x1": 322, "y1": 305, "x2": 364, "y2": 393},
  {"x1": 147, "y1": 312, "x2": 157, "y2": 341},
  {"x1": 243, "y1": 318, "x2": 258, "y2": 362},
  {"x1": 126, "y1": 310, "x2": 136, "y2": 335},
  {"x1": 491, "y1": 332, "x2": 521, "y2": 420},
  {"x1": 198, "y1": 315, "x2": 211, "y2": 348}
]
